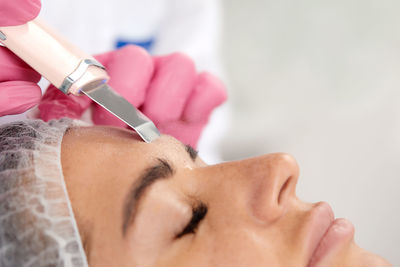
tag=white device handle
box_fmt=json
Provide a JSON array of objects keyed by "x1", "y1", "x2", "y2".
[{"x1": 0, "y1": 18, "x2": 109, "y2": 95}]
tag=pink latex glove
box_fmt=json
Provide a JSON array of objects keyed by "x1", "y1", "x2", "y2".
[
  {"x1": 0, "y1": 0, "x2": 42, "y2": 116},
  {"x1": 39, "y1": 45, "x2": 227, "y2": 147}
]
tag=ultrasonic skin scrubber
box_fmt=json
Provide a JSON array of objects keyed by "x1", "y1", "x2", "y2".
[{"x1": 0, "y1": 18, "x2": 160, "y2": 143}]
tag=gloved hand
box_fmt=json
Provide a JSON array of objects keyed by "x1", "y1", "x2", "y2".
[
  {"x1": 39, "y1": 45, "x2": 227, "y2": 147},
  {"x1": 0, "y1": 0, "x2": 42, "y2": 116}
]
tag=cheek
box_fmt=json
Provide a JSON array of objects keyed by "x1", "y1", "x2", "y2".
[
  {"x1": 160, "y1": 228, "x2": 284, "y2": 267},
  {"x1": 125, "y1": 184, "x2": 191, "y2": 265}
]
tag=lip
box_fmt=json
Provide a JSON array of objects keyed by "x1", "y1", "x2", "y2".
[
  {"x1": 305, "y1": 203, "x2": 355, "y2": 267},
  {"x1": 308, "y1": 218, "x2": 355, "y2": 267},
  {"x1": 304, "y1": 202, "x2": 335, "y2": 263}
]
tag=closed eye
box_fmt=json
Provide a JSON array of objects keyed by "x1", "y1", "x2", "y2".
[{"x1": 176, "y1": 203, "x2": 208, "y2": 238}]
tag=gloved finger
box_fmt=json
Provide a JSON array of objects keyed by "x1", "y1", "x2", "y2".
[
  {"x1": 0, "y1": 0, "x2": 41, "y2": 27},
  {"x1": 183, "y1": 72, "x2": 227, "y2": 123},
  {"x1": 142, "y1": 52, "x2": 196, "y2": 123},
  {"x1": 0, "y1": 81, "x2": 41, "y2": 116},
  {"x1": 92, "y1": 45, "x2": 154, "y2": 127},
  {"x1": 0, "y1": 47, "x2": 41, "y2": 83},
  {"x1": 38, "y1": 84, "x2": 91, "y2": 121}
]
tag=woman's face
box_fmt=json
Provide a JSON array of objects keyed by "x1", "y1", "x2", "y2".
[{"x1": 61, "y1": 126, "x2": 389, "y2": 267}]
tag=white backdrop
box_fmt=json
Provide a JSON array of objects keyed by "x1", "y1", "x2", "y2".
[{"x1": 220, "y1": 0, "x2": 400, "y2": 264}]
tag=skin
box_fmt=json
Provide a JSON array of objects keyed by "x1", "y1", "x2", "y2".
[{"x1": 61, "y1": 126, "x2": 391, "y2": 267}]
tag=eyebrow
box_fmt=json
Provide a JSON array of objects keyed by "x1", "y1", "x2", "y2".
[
  {"x1": 121, "y1": 144, "x2": 198, "y2": 235},
  {"x1": 185, "y1": 144, "x2": 198, "y2": 161}
]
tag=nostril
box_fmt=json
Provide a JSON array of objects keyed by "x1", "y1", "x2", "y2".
[
  {"x1": 274, "y1": 154, "x2": 299, "y2": 205},
  {"x1": 250, "y1": 175, "x2": 296, "y2": 223},
  {"x1": 244, "y1": 153, "x2": 300, "y2": 223},
  {"x1": 278, "y1": 176, "x2": 294, "y2": 205}
]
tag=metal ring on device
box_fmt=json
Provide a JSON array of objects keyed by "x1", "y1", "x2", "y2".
[
  {"x1": 60, "y1": 59, "x2": 106, "y2": 94},
  {"x1": 0, "y1": 31, "x2": 6, "y2": 41}
]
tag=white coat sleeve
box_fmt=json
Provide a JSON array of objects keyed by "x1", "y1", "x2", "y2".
[{"x1": 151, "y1": 0, "x2": 224, "y2": 77}]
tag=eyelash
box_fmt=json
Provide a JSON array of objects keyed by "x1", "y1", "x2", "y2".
[{"x1": 176, "y1": 203, "x2": 208, "y2": 238}]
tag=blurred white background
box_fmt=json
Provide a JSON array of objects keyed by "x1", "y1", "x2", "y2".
[{"x1": 219, "y1": 0, "x2": 400, "y2": 264}]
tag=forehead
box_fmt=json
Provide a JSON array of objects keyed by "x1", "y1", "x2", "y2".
[
  {"x1": 60, "y1": 126, "x2": 197, "y2": 222},
  {"x1": 62, "y1": 126, "x2": 193, "y2": 167}
]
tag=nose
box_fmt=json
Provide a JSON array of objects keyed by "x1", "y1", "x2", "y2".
[
  {"x1": 209, "y1": 153, "x2": 300, "y2": 224},
  {"x1": 248, "y1": 153, "x2": 299, "y2": 223}
]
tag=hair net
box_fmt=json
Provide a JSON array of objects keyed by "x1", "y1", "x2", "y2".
[{"x1": 0, "y1": 119, "x2": 88, "y2": 267}]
